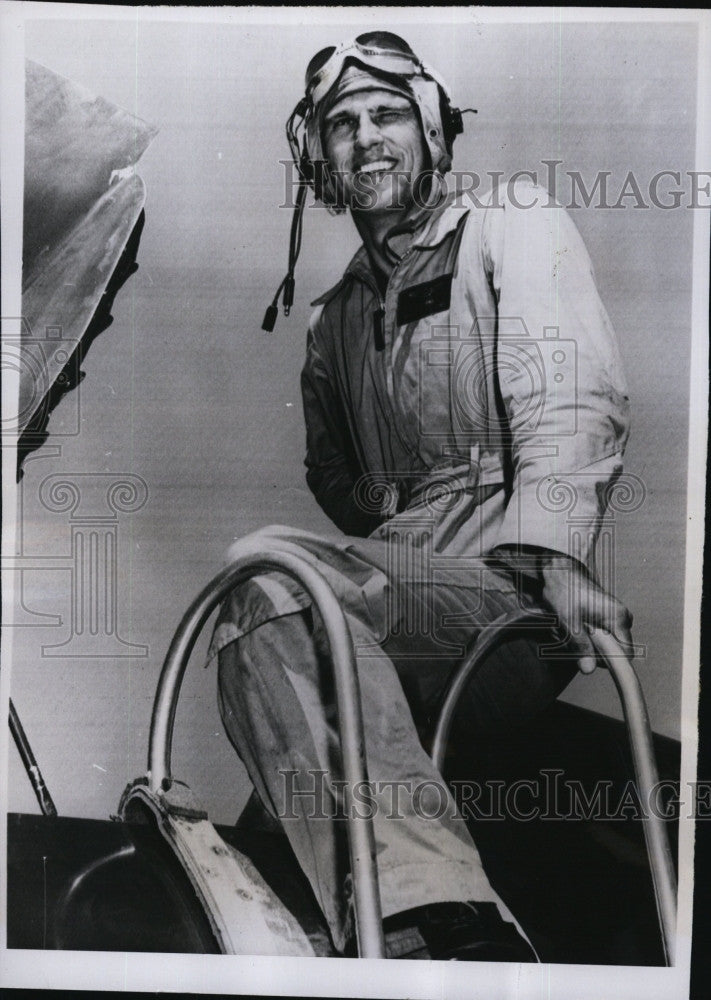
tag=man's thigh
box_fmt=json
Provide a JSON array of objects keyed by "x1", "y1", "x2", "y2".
[{"x1": 366, "y1": 570, "x2": 577, "y2": 739}]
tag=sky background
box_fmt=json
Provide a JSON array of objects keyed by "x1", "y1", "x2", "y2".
[{"x1": 7, "y1": 11, "x2": 701, "y2": 824}]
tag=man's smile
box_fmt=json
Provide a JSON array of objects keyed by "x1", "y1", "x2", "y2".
[
  {"x1": 322, "y1": 87, "x2": 428, "y2": 215},
  {"x1": 354, "y1": 158, "x2": 399, "y2": 181}
]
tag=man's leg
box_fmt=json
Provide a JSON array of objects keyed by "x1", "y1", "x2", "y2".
[
  {"x1": 217, "y1": 599, "x2": 518, "y2": 954},
  {"x1": 375, "y1": 567, "x2": 578, "y2": 743},
  {"x1": 212, "y1": 524, "x2": 552, "y2": 957},
  {"x1": 449, "y1": 631, "x2": 578, "y2": 741}
]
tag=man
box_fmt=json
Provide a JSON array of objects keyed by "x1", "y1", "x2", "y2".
[{"x1": 209, "y1": 31, "x2": 633, "y2": 960}]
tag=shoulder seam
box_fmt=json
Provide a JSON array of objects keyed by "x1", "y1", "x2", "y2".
[{"x1": 310, "y1": 272, "x2": 354, "y2": 308}]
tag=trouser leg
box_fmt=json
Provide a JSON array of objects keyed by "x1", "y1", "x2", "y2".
[
  {"x1": 217, "y1": 605, "x2": 506, "y2": 953},
  {"x1": 450, "y1": 632, "x2": 578, "y2": 741},
  {"x1": 214, "y1": 526, "x2": 577, "y2": 952}
]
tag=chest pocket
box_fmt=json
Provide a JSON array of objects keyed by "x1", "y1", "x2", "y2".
[{"x1": 396, "y1": 273, "x2": 453, "y2": 326}]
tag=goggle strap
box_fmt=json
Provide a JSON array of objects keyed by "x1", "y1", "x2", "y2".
[{"x1": 418, "y1": 58, "x2": 452, "y2": 100}]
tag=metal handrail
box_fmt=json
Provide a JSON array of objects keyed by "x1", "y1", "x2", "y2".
[
  {"x1": 430, "y1": 610, "x2": 548, "y2": 771},
  {"x1": 147, "y1": 543, "x2": 385, "y2": 959},
  {"x1": 590, "y1": 627, "x2": 677, "y2": 965},
  {"x1": 431, "y1": 613, "x2": 678, "y2": 965}
]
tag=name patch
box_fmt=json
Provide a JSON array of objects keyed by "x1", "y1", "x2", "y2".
[{"x1": 396, "y1": 273, "x2": 453, "y2": 325}]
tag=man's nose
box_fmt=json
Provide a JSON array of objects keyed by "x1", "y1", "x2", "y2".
[{"x1": 354, "y1": 111, "x2": 382, "y2": 149}]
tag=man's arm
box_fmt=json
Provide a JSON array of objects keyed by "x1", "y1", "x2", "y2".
[
  {"x1": 301, "y1": 318, "x2": 383, "y2": 537},
  {"x1": 484, "y1": 181, "x2": 633, "y2": 661},
  {"x1": 490, "y1": 543, "x2": 634, "y2": 671}
]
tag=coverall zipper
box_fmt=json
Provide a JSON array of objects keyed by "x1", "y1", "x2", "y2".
[{"x1": 365, "y1": 252, "x2": 420, "y2": 505}]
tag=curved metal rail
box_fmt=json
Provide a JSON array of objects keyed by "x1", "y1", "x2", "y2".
[
  {"x1": 431, "y1": 613, "x2": 677, "y2": 965},
  {"x1": 431, "y1": 610, "x2": 548, "y2": 771},
  {"x1": 148, "y1": 545, "x2": 385, "y2": 959},
  {"x1": 589, "y1": 627, "x2": 677, "y2": 965}
]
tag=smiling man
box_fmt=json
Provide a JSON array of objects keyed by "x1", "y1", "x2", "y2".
[
  {"x1": 210, "y1": 31, "x2": 632, "y2": 961},
  {"x1": 322, "y1": 77, "x2": 427, "y2": 226}
]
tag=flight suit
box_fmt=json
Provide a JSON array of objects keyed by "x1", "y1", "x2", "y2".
[{"x1": 210, "y1": 181, "x2": 630, "y2": 951}]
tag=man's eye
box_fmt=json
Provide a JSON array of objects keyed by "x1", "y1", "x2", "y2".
[
  {"x1": 374, "y1": 111, "x2": 404, "y2": 124},
  {"x1": 328, "y1": 117, "x2": 356, "y2": 135},
  {"x1": 374, "y1": 108, "x2": 412, "y2": 126}
]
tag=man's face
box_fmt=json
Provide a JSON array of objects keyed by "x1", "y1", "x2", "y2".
[{"x1": 321, "y1": 87, "x2": 428, "y2": 216}]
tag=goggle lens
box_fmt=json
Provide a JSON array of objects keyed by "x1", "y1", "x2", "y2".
[
  {"x1": 353, "y1": 31, "x2": 416, "y2": 54},
  {"x1": 304, "y1": 33, "x2": 420, "y2": 97},
  {"x1": 305, "y1": 46, "x2": 336, "y2": 87}
]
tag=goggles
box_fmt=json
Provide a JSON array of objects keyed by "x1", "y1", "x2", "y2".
[{"x1": 304, "y1": 32, "x2": 452, "y2": 110}]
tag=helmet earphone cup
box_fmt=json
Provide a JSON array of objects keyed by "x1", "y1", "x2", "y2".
[
  {"x1": 443, "y1": 105, "x2": 464, "y2": 149},
  {"x1": 438, "y1": 88, "x2": 464, "y2": 152}
]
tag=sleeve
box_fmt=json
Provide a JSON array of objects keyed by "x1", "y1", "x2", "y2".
[
  {"x1": 300, "y1": 311, "x2": 383, "y2": 538},
  {"x1": 483, "y1": 180, "x2": 631, "y2": 568}
]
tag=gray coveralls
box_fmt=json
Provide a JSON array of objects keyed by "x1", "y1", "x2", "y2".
[{"x1": 209, "y1": 181, "x2": 630, "y2": 951}]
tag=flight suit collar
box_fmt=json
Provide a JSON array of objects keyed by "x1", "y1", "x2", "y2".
[{"x1": 311, "y1": 193, "x2": 470, "y2": 306}]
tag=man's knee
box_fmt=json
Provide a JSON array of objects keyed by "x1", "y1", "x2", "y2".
[{"x1": 222, "y1": 524, "x2": 295, "y2": 566}]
